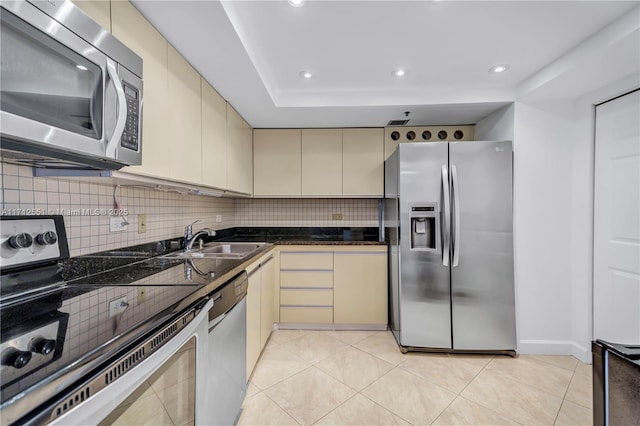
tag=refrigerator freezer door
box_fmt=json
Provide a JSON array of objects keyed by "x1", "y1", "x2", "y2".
[
  {"x1": 449, "y1": 141, "x2": 515, "y2": 350},
  {"x1": 398, "y1": 142, "x2": 451, "y2": 349}
]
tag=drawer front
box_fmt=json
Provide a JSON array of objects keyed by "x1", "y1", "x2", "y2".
[
  {"x1": 280, "y1": 252, "x2": 333, "y2": 270},
  {"x1": 280, "y1": 271, "x2": 333, "y2": 288},
  {"x1": 280, "y1": 289, "x2": 333, "y2": 306},
  {"x1": 280, "y1": 307, "x2": 333, "y2": 323}
]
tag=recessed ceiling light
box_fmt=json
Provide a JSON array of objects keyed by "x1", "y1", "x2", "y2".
[
  {"x1": 76, "y1": 64, "x2": 88, "y2": 71},
  {"x1": 289, "y1": 0, "x2": 305, "y2": 7},
  {"x1": 299, "y1": 70, "x2": 312, "y2": 79},
  {"x1": 489, "y1": 64, "x2": 510, "y2": 74},
  {"x1": 392, "y1": 69, "x2": 406, "y2": 77}
]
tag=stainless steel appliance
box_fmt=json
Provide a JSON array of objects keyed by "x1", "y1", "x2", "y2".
[
  {"x1": 592, "y1": 340, "x2": 640, "y2": 425},
  {"x1": 0, "y1": 0, "x2": 143, "y2": 170},
  {"x1": 206, "y1": 272, "x2": 248, "y2": 425},
  {"x1": 384, "y1": 141, "x2": 515, "y2": 353},
  {"x1": 0, "y1": 216, "x2": 220, "y2": 425}
]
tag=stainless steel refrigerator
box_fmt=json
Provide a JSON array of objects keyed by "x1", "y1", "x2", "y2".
[{"x1": 384, "y1": 141, "x2": 516, "y2": 354}]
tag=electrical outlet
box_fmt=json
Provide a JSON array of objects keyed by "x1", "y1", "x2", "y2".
[
  {"x1": 138, "y1": 287, "x2": 147, "y2": 303},
  {"x1": 109, "y1": 216, "x2": 128, "y2": 232},
  {"x1": 109, "y1": 296, "x2": 129, "y2": 318},
  {"x1": 215, "y1": 214, "x2": 222, "y2": 223},
  {"x1": 138, "y1": 214, "x2": 146, "y2": 233},
  {"x1": 332, "y1": 213, "x2": 343, "y2": 220}
]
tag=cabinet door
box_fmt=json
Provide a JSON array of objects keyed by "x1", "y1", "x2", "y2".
[
  {"x1": 227, "y1": 105, "x2": 253, "y2": 194},
  {"x1": 260, "y1": 257, "x2": 276, "y2": 348},
  {"x1": 246, "y1": 268, "x2": 261, "y2": 379},
  {"x1": 254, "y1": 129, "x2": 301, "y2": 196},
  {"x1": 167, "y1": 45, "x2": 202, "y2": 184},
  {"x1": 201, "y1": 79, "x2": 227, "y2": 189},
  {"x1": 301, "y1": 129, "x2": 342, "y2": 196},
  {"x1": 343, "y1": 128, "x2": 384, "y2": 196},
  {"x1": 112, "y1": 0, "x2": 170, "y2": 179},
  {"x1": 334, "y1": 251, "x2": 387, "y2": 324},
  {"x1": 72, "y1": 0, "x2": 111, "y2": 32}
]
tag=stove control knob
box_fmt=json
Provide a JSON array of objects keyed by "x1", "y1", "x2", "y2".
[
  {"x1": 8, "y1": 233, "x2": 33, "y2": 249},
  {"x1": 36, "y1": 231, "x2": 58, "y2": 246},
  {"x1": 2, "y1": 348, "x2": 32, "y2": 369},
  {"x1": 30, "y1": 338, "x2": 57, "y2": 355}
]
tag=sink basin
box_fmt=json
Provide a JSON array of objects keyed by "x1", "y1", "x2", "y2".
[{"x1": 162, "y1": 242, "x2": 268, "y2": 260}]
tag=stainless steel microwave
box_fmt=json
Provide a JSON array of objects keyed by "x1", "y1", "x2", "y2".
[{"x1": 0, "y1": 0, "x2": 143, "y2": 170}]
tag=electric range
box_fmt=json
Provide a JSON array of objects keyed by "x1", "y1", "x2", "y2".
[{"x1": 0, "y1": 216, "x2": 239, "y2": 425}]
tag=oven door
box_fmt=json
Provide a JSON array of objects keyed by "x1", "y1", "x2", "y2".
[
  {"x1": 0, "y1": 1, "x2": 141, "y2": 169},
  {"x1": 47, "y1": 299, "x2": 212, "y2": 426}
]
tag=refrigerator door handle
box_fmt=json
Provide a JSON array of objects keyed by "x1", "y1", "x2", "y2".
[
  {"x1": 441, "y1": 164, "x2": 450, "y2": 267},
  {"x1": 451, "y1": 164, "x2": 461, "y2": 267}
]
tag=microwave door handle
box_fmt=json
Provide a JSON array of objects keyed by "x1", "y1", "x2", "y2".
[
  {"x1": 451, "y1": 164, "x2": 460, "y2": 267},
  {"x1": 441, "y1": 164, "x2": 450, "y2": 267},
  {"x1": 105, "y1": 61, "x2": 127, "y2": 158}
]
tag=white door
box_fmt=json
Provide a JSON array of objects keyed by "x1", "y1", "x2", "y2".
[{"x1": 593, "y1": 89, "x2": 640, "y2": 344}]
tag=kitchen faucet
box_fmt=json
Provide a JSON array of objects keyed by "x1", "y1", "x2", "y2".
[{"x1": 184, "y1": 220, "x2": 216, "y2": 252}]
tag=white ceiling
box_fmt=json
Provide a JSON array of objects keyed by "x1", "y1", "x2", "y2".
[{"x1": 131, "y1": 0, "x2": 639, "y2": 128}]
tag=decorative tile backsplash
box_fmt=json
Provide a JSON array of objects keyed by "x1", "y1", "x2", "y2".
[
  {"x1": 0, "y1": 162, "x2": 234, "y2": 256},
  {"x1": 235, "y1": 198, "x2": 379, "y2": 227},
  {"x1": 1, "y1": 162, "x2": 381, "y2": 256}
]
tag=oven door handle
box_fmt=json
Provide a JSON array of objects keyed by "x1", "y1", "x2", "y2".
[{"x1": 105, "y1": 60, "x2": 127, "y2": 159}]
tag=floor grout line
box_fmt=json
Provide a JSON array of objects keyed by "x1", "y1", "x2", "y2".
[{"x1": 241, "y1": 331, "x2": 593, "y2": 426}]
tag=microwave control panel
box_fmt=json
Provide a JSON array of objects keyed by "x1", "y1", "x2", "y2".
[{"x1": 121, "y1": 82, "x2": 140, "y2": 152}]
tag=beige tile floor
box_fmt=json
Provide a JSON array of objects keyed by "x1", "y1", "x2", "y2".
[{"x1": 238, "y1": 330, "x2": 593, "y2": 426}]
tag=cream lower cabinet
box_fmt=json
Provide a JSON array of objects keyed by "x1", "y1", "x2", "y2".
[
  {"x1": 333, "y1": 248, "x2": 388, "y2": 325},
  {"x1": 278, "y1": 246, "x2": 388, "y2": 328},
  {"x1": 246, "y1": 250, "x2": 277, "y2": 379},
  {"x1": 246, "y1": 263, "x2": 261, "y2": 380},
  {"x1": 259, "y1": 256, "x2": 276, "y2": 348},
  {"x1": 279, "y1": 248, "x2": 334, "y2": 324}
]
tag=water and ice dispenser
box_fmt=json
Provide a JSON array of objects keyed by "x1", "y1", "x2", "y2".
[{"x1": 409, "y1": 203, "x2": 438, "y2": 252}]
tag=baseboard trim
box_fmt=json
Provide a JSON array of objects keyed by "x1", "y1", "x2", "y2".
[
  {"x1": 519, "y1": 339, "x2": 592, "y2": 363},
  {"x1": 275, "y1": 323, "x2": 388, "y2": 331}
]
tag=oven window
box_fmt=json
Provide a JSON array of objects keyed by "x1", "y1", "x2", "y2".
[
  {"x1": 98, "y1": 337, "x2": 195, "y2": 426},
  {"x1": 0, "y1": 11, "x2": 103, "y2": 139}
]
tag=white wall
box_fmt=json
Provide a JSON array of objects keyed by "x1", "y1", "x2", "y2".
[
  {"x1": 474, "y1": 103, "x2": 514, "y2": 141},
  {"x1": 512, "y1": 99, "x2": 578, "y2": 356}
]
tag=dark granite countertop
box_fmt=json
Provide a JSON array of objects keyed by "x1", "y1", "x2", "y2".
[
  {"x1": 0, "y1": 226, "x2": 385, "y2": 421},
  {"x1": 213, "y1": 226, "x2": 385, "y2": 245}
]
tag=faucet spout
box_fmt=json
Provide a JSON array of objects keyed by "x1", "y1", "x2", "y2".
[{"x1": 185, "y1": 228, "x2": 216, "y2": 252}]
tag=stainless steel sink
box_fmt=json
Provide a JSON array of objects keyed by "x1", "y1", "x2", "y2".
[{"x1": 162, "y1": 242, "x2": 268, "y2": 260}]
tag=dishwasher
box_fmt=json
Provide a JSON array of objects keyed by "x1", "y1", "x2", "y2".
[{"x1": 205, "y1": 271, "x2": 248, "y2": 425}]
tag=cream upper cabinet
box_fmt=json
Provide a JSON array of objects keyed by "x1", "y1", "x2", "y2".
[
  {"x1": 343, "y1": 128, "x2": 384, "y2": 196},
  {"x1": 302, "y1": 129, "x2": 343, "y2": 196},
  {"x1": 72, "y1": 0, "x2": 111, "y2": 32},
  {"x1": 167, "y1": 45, "x2": 201, "y2": 184},
  {"x1": 112, "y1": 0, "x2": 170, "y2": 179},
  {"x1": 254, "y1": 129, "x2": 302, "y2": 196},
  {"x1": 201, "y1": 80, "x2": 227, "y2": 189},
  {"x1": 227, "y1": 104, "x2": 253, "y2": 194},
  {"x1": 333, "y1": 248, "x2": 388, "y2": 325}
]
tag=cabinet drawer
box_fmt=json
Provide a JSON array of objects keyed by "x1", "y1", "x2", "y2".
[
  {"x1": 280, "y1": 289, "x2": 333, "y2": 306},
  {"x1": 280, "y1": 271, "x2": 333, "y2": 288},
  {"x1": 280, "y1": 307, "x2": 333, "y2": 323},
  {"x1": 280, "y1": 252, "x2": 333, "y2": 270}
]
